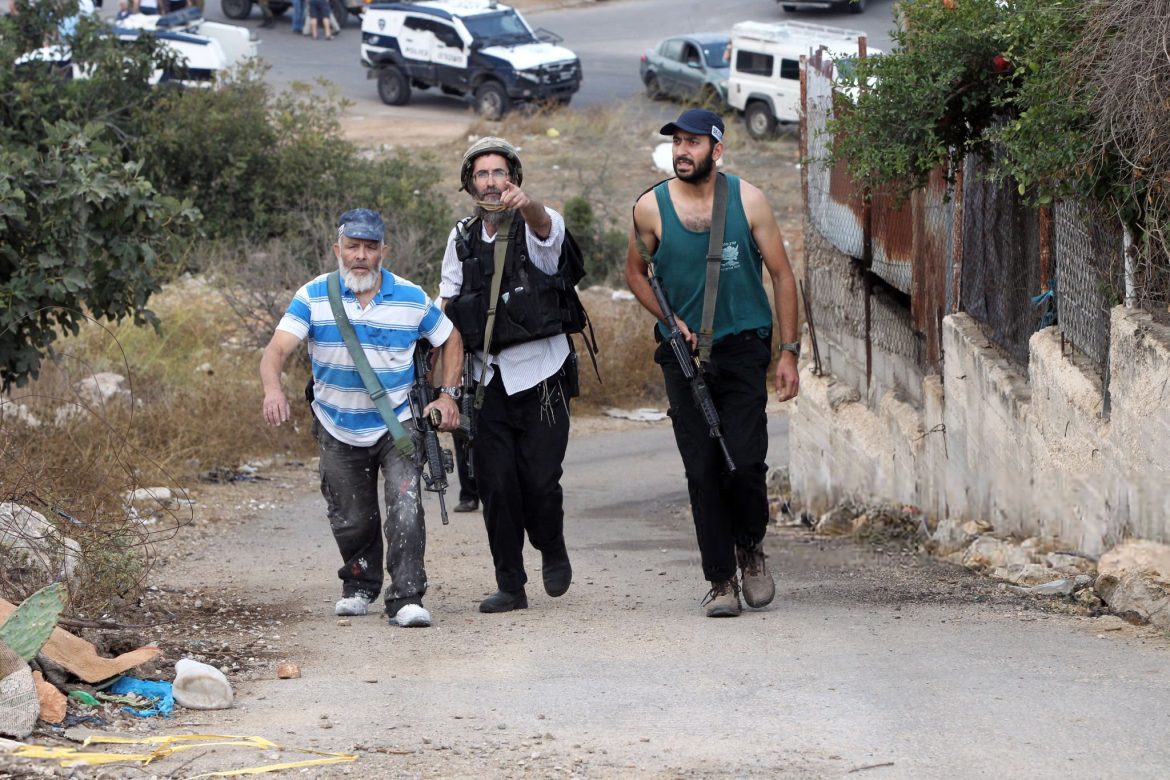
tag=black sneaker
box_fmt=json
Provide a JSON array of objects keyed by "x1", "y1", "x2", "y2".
[{"x1": 478, "y1": 588, "x2": 528, "y2": 613}]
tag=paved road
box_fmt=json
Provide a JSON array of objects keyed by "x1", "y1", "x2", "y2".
[
  {"x1": 190, "y1": 0, "x2": 897, "y2": 115},
  {"x1": 153, "y1": 417, "x2": 1170, "y2": 778}
]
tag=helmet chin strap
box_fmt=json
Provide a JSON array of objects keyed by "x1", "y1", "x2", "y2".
[{"x1": 476, "y1": 199, "x2": 509, "y2": 213}]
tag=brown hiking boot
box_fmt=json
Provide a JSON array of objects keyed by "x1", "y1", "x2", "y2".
[
  {"x1": 702, "y1": 578, "x2": 741, "y2": 618},
  {"x1": 737, "y1": 543, "x2": 775, "y2": 608}
]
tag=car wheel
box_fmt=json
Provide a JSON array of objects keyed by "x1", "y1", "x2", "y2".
[
  {"x1": 330, "y1": 0, "x2": 347, "y2": 27},
  {"x1": 377, "y1": 67, "x2": 411, "y2": 106},
  {"x1": 645, "y1": 74, "x2": 662, "y2": 100},
  {"x1": 221, "y1": 0, "x2": 252, "y2": 19},
  {"x1": 475, "y1": 81, "x2": 510, "y2": 120},
  {"x1": 745, "y1": 101, "x2": 777, "y2": 140},
  {"x1": 848, "y1": 0, "x2": 866, "y2": 12}
]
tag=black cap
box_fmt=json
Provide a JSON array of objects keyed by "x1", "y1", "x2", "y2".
[{"x1": 659, "y1": 108, "x2": 725, "y2": 144}]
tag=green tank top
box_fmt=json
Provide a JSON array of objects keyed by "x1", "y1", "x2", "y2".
[{"x1": 652, "y1": 174, "x2": 773, "y2": 342}]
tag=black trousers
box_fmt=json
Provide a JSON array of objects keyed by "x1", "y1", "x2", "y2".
[
  {"x1": 656, "y1": 330, "x2": 771, "y2": 583},
  {"x1": 472, "y1": 362, "x2": 571, "y2": 592}
]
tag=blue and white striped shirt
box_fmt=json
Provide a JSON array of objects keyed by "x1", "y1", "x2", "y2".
[{"x1": 278, "y1": 269, "x2": 453, "y2": 447}]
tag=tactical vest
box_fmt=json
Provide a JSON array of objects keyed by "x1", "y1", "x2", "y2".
[{"x1": 445, "y1": 215, "x2": 587, "y2": 355}]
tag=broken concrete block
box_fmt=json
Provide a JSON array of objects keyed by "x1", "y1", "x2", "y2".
[
  {"x1": 32, "y1": 671, "x2": 66, "y2": 724},
  {"x1": 1095, "y1": 541, "x2": 1170, "y2": 629}
]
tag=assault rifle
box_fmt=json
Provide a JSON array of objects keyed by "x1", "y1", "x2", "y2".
[
  {"x1": 409, "y1": 344, "x2": 455, "y2": 525},
  {"x1": 647, "y1": 270, "x2": 736, "y2": 473},
  {"x1": 458, "y1": 350, "x2": 478, "y2": 479}
]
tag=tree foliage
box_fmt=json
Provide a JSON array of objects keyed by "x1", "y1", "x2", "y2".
[
  {"x1": 0, "y1": 4, "x2": 453, "y2": 389},
  {"x1": 0, "y1": 3, "x2": 195, "y2": 390},
  {"x1": 829, "y1": 0, "x2": 1096, "y2": 204}
]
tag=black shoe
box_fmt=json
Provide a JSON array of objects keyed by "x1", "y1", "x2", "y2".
[
  {"x1": 541, "y1": 551, "x2": 572, "y2": 598},
  {"x1": 453, "y1": 498, "x2": 479, "y2": 513},
  {"x1": 478, "y1": 588, "x2": 528, "y2": 613},
  {"x1": 259, "y1": 16, "x2": 275, "y2": 27}
]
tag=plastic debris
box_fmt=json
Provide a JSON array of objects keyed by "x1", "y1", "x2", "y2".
[
  {"x1": 106, "y1": 677, "x2": 174, "y2": 717},
  {"x1": 173, "y1": 659, "x2": 233, "y2": 710},
  {"x1": 68, "y1": 690, "x2": 100, "y2": 706},
  {"x1": 6, "y1": 733, "x2": 356, "y2": 775}
]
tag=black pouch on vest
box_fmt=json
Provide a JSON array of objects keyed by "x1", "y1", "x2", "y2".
[{"x1": 304, "y1": 376, "x2": 315, "y2": 403}]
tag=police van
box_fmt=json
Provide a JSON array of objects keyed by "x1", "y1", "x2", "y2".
[
  {"x1": 360, "y1": 0, "x2": 581, "y2": 119},
  {"x1": 727, "y1": 20, "x2": 872, "y2": 139}
]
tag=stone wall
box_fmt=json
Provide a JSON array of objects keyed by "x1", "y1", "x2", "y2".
[{"x1": 790, "y1": 307, "x2": 1170, "y2": 555}]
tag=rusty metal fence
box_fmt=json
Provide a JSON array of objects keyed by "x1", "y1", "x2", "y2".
[{"x1": 802, "y1": 51, "x2": 1119, "y2": 386}]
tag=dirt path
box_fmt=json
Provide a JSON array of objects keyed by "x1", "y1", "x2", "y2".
[{"x1": 125, "y1": 415, "x2": 1170, "y2": 779}]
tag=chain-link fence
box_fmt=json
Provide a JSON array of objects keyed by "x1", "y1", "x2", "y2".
[
  {"x1": 958, "y1": 154, "x2": 1044, "y2": 365},
  {"x1": 1052, "y1": 201, "x2": 1119, "y2": 377}
]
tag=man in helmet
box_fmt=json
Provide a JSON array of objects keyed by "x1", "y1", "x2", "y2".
[{"x1": 439, "y1": 137, "x2": 576, "y2": 614}]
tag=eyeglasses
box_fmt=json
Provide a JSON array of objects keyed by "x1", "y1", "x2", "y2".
[{"x1": 473, "y1": 168, "x2": 510, "y2": 183}]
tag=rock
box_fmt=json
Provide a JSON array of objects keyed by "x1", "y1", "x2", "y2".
[
  {"x1": 1075, "y1": 587, "x2": 1103, "y2": 609},
  {"x1": 960, "y1": 536, "x2": 1033, "y2": 571},
  {"x1": 1095, "y1": 541, "x2": 1170, "y2": 629},
  {"x1": 0, "y1": 403, "x2": 41, "y2": 428},
  {"x1": 128, "y1": 487, "x2": 174, "y2": 506},
  {"x1": 826, "y1": 381, "x2": 861, "y2": 411},
  {"x1": 173, "y1": 658, "x2": 233, "y2": 710},
  {"x1": 76, "y1": 372, "x2": 129, "y2": 406},
  {"x1": 1003, "y1": 563, "x2": 1061, "y2": 586},
  {"x1": 32, "y1": 671, "x2": 66, "y2": 723},
  {"x1": 1008, "y1": 578, "x2": 1077, "y2": 597},
  {"x1": 960, "y1": 519, "x2": 992, "y2": 536},
  {"x1": 1045, "y1": 553, "x2": 1097, "y2": 576},
  {"x1": 0, "y1": 642, "x2": 38, "y2": 738},
  {"x1": 766, "y1": 466, "x2": 791, "y2": 495},
  {"x1": 929, "y1": 517, "x2": 975, "y2": 556},
  {"x1": 0, "y1": 502, "x2": 82, "y2": 582},
  {"x1": 815, "y1": 507, "x2": 856, "y2": 536},
  {"x1": 277, "y1": 662, "x2": 301, "y2": 679}
]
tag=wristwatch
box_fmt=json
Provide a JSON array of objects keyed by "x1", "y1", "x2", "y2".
[
  {"x1": 439, "y1": 386, "x2": 462, "y2": 400},
  {"x1": 779, "y1": 341, "x2": 801, "y2": 359}
]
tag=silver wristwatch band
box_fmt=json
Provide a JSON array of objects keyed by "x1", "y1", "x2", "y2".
[{"x1": 779, "y1": 341, "x2": 801, "y2": 358}]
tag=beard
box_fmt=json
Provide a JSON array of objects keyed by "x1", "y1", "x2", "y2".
[
  {"x1": 471, "y1": 183, "x2": 516, "y2": 228},
  {"x1": 338, "y1": 256, "x2": 381, "y2": 293},
  {"x1": 674, "y1": 147, "x2": 716, "y2": 183}
]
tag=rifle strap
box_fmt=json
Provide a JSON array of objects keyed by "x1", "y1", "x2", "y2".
[
  {"x1": 326, "y1": 272, "x2": 415, "y2": 458},
  {"x1": 630, "y1": 173, "x2": 728, "y2": 366},
  {"x1": 473, "y1": 213, "x2": 512, "y2": 411},
  {"x1": 697, "y1": 172, "x2": 728, "y2": 367}
]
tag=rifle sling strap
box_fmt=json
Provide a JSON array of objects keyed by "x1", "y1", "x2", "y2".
[
  {"x1": 631, "y1": 173, "x2": 729, "y2": 367},
  {"x1": 473, "y1": 213, "x2": 513, "y2": 411},
  {"x1": 326, "y1": 271, "x2": 415, "y2": 458},
  {"x1": 697, "y1": 172, "x2": 728, "y2": 367}
]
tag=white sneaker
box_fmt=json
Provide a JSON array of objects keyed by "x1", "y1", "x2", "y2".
[
  {"x1": 334, "y1": 593, "x2": 372, "y2": 616},
  {"x1": 389, "y1": 603, "x2": 432, "y2": 627}
]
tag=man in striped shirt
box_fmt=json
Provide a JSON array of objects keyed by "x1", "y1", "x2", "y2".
[{"x1": 260, "y1": 209, "x2": 462, "y2": 628}]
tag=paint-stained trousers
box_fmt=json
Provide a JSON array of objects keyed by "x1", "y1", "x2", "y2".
[
  {"x1": 472, "y1": 363, "x2": 572, "y2": 593},
  {"x1": 656, "y1": 329, "x2": 771, "y2": 584},
  {"x1": 313, "y1": 418, "x2": 427, "y2": 612}
]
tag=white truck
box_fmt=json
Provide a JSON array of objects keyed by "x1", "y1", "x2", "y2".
[
  {"x1": 19, "y1": 7, "x2": 256, "y2": 87},
  {"x1": 727, "y1": 20, "x2": 871, "y2": 140}
]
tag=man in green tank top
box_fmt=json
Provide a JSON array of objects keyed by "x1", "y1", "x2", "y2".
[{"x1": 625, "y1": 108, "x2": 800, "y2": 618}]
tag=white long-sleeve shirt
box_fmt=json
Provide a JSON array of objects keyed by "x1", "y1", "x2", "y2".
[{"x1": 439, "y1": 207, "x2": 570, "y2": 395}]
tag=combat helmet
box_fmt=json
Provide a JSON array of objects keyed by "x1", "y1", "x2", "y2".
[{"x1": 459, "y1": 136, "x2": 523, "y2": 192}]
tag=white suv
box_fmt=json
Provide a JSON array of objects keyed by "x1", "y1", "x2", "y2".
[
  {"x1": 360, "y1": 0, "x2": 581, "y2": 119},
  {"x1": 727, "y1": 20, "x2": 870, "y2": 139}
]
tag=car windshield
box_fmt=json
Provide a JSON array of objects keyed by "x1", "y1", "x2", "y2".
[
  {"x1": 702, "y1": 41, "x2": 730, "y2": 69},
  {"x1": 462, "y1": 10, "x2": 536, "y2": 46}
]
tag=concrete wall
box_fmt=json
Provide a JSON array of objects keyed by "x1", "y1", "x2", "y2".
[{"x1": 790, "y1": 308, "x2": 1170, "y2": 555}]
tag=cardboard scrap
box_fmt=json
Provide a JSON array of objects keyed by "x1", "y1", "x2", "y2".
[{"x1": 0, "y1": 599, "x2": 160, "y2": 683}]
